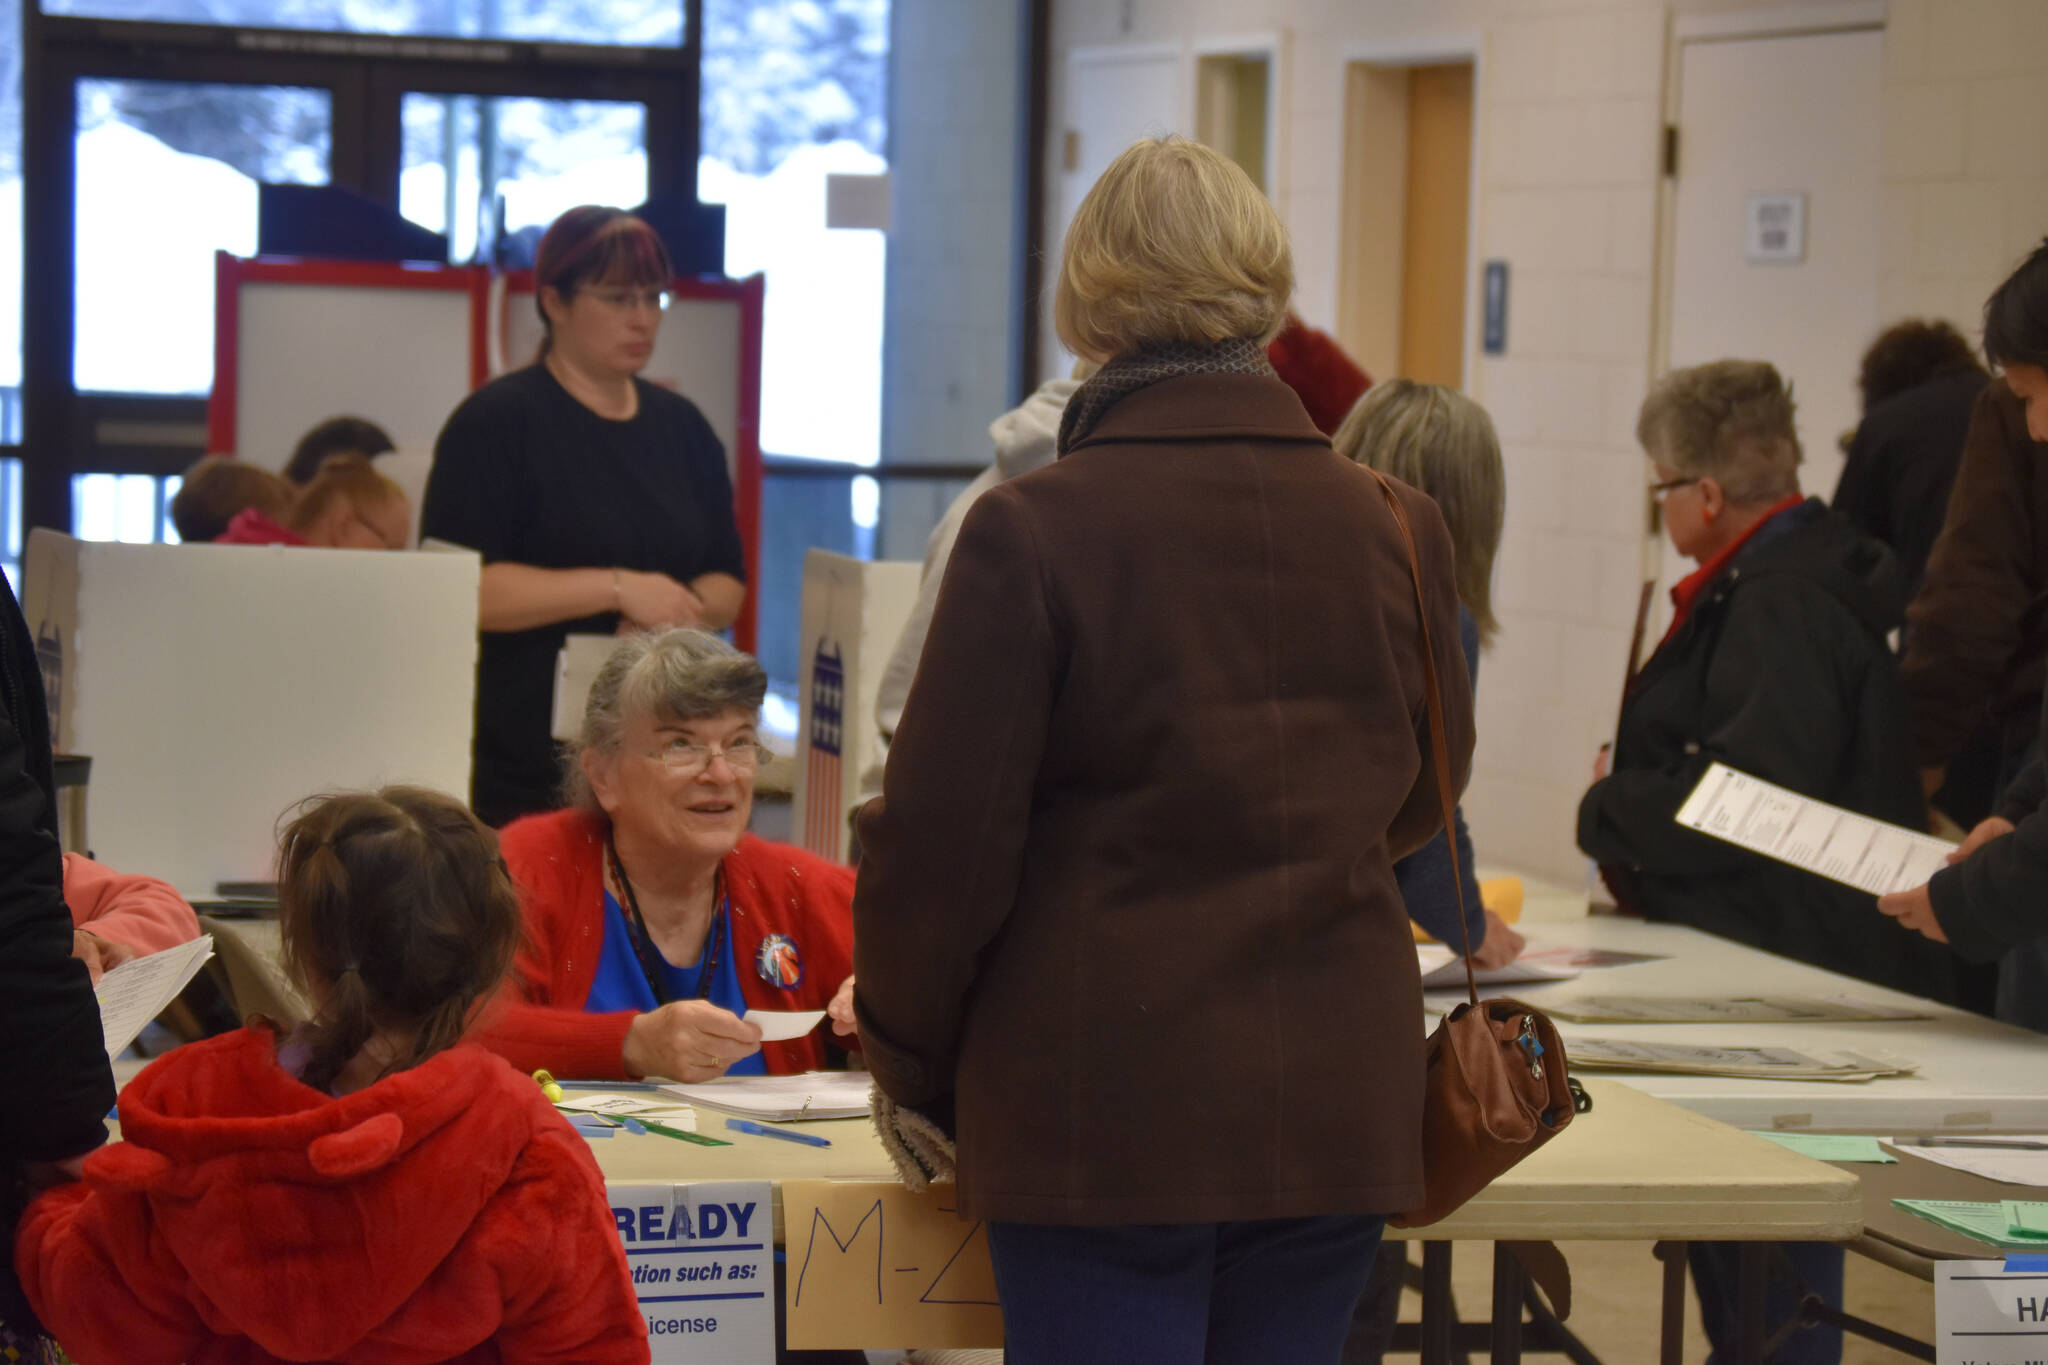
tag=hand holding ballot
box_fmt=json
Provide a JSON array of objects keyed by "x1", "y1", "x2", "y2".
[
  {"x1": 1876, "y1": 814, "x2": 2017, "y2": 944},
  {"x1": 623, "y1": 999, "x2": 763, "y2": 1083}
]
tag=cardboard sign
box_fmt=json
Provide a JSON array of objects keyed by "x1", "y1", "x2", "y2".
[
  {"x1": 782, "y1": 1181, "x2": 1003, "y2": 1350},
  {"x1": 608, "y1": 1181, "x2": 774, "y2": 1363},
  {"x1": 1936, "y1": 1261, "x2": 2048, "y2": 1363}
]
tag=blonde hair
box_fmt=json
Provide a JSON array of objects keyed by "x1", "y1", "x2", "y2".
[
  {"x1": 1636, "y1": 360, "x2": 1802, "y2": 505},
  {"x1": 1334, "y1": 380, "x2": 1506, "y2": 645},
  {"x1": 289, "y1": 454, "x2": 408, "y2": 537},
  {"x1": 1055, "y1": 136, "x2": 1294, "y2": 360}
]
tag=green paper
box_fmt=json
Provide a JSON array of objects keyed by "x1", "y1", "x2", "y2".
[
  {"x1": 2004, "y1": 1200, "x2": 2048, "y2": 1237},
  {"x1": 1747, "y1": 1131, "x2": 1896, "y2": 1163},
  {"x1": 1894, "y1": 1198, "x2": 2048, "y2": 1251}
]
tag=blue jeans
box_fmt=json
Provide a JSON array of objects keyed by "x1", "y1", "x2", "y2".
[
  {"x1": 985, "y1": 1215, "x2": 1385, "y2": 1365},
  {"x1": 1689, "y1": 1242, "x2": 1842, "y2": 1365}
]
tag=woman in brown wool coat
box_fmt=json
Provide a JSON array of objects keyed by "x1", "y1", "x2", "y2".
[{"x1": 850, "y1": 135, "x2": 1473, "y2": 1365}]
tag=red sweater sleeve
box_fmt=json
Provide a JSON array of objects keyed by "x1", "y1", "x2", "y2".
[
  {"x1": 470, "y1": 812, "x2": 637, "y2": 1081},
  {"x1": 63, "y1": 853, "x2": 202, "y2": 956}
]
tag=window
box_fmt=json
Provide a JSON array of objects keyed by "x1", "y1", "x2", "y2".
[
  {"x1": 401, "y1": 94, "x2": 648, "y2": 264},
  {"x1": 699, "y1": 0, "x2": 885, "y2": 466},
  {"x1": 71, "y1": 472, "x2": 179, "y2": 544},
  {"x1": 39, "y1": 0, "x2": 684, "y2": 47},
  {"x1": 74, "y1": 78, "x2": 330, "y2": 395}
]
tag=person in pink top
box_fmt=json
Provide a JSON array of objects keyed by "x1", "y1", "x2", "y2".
[{"x1": 64, "y1": 853, "x2": 201, "y2": 984}]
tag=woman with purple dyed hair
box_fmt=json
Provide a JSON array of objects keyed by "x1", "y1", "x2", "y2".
[{"x1": 424, "y1": 206, "x2": 748, "y2": 827}]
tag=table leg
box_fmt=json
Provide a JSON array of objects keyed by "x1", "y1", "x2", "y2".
[
  {"x1": 1653, "y1": 1241, "x2": 1687, "y2": 1365},
  {"x1": 1421, "y1": 1241, "x2": 1455, "y2": 1365},
  {"x1": 1735, "y1": 1243, "x2": 1767, "y2": 1365},
  {"x1": 1490, "y1": 1242, "x2": 1525, "y2": 1365}
]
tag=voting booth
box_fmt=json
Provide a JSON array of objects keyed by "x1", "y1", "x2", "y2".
[
  {"x1": 23, "y1": 529, "x2": 481, "y2": 899},
  {"x1": 790, "y1": 550, "x2": 919, "y2": 862},
  {"x1": 206, "y1": 254, "x2": 767, "y2": 650}
]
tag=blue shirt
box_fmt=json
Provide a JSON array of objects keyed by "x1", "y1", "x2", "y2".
[{"x1": 586, "y1": 889, "x2": 766, "y2": 1077}]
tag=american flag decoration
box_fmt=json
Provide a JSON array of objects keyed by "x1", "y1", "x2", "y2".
[{"x1": 803, "y1": 637, "x2": 846, "y2": 858}]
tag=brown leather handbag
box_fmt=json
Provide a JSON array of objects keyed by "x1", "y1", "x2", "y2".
[{"x1": 1364, "y1": 469, "x2": 1588, "y2": 1229}]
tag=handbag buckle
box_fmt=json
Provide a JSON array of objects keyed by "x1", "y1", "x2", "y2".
[{"x1": 1516, "y1": 1015, "x2": 1544, "y2": 1080}]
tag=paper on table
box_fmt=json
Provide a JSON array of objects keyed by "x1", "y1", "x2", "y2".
[
  {"x1": 746, "y1": 1008, "x2": 828, "y2": 1042},
  {"x1": 2007, "y1": 1202, "x2": 2048, "y2": 1237},
  {"x1": 662, "y1": 1070, "x2": 872, "y2": 1121},
  {"x1": 1566, "y1": 1037, "x2": 1915, "y2": 1080},
  {"x1": 95, "y1": 935, "x2": 214, "y2": 1059},
  {"x1": 552, "y1": 1093, "x2": 698, "y2": 1126},
  {"x1": 1545, "y1": 994, "x2": 1931, "y2": 1024},
  {"x1": 1675, "y1": 762, "x2": 1956, "y2": 895},
  {"x1": 1888, "y1": 1138, "x2": 2048, "y2": 1187},
  {"x1": 1746, "y1": 1131, "x2": 1896, "y2": 1163},
  {"x1": 1415, "y1": 944, "x2": 1580, "y2": 990},
  {"x1": 1894, "y1": 1199, "x2": 2048, "y2": 1251}
]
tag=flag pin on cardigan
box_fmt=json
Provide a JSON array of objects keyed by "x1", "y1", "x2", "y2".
[{"x1": 756, "y1": 933, "x2": 803, "y2": 988}]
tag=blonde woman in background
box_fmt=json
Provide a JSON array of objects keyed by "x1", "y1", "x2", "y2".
[{"x1": 1330, "y1": 380, "x2": 1520, "y2": 1363}]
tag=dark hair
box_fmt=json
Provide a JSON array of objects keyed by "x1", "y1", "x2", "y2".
[
  {"x1": 533, "y1": 206, "x2": 674, "y2": 353},
  {"x1": 1985, "y1": 238, "x2": 2048, "y2": 372},
  {"x1": 171, "y1": 456, "x2": 296, "y2": 543},
  {"x1": 276, "y1": 786, "x2": 521, "y2": 1094},
  {"x1": 1857, "y1": 320, "x2": 1984, "y2": 412},
  {"x1": 285, "y1": 417, "x2": 395, "y2": 486}
]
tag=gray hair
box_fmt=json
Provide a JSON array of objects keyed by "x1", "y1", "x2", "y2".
[
  {"x1": 1636, "y1": 359, "x2": 1802, "y2": 504},
  {"x1": 560, "y1": 628, "x2": 769, "y2": 810},
  {"x1": 1332, "y1": 379, "x2": 1506, "y2": 646}
]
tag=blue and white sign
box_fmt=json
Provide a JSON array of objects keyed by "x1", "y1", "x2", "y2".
[{"x1": 609, "y1": 1181, "x2": 774, "y2": 1363}]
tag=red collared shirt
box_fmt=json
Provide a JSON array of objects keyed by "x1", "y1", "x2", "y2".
[{"x1": 1662, "y1": 493, "x2": 1806, "y2": 642}]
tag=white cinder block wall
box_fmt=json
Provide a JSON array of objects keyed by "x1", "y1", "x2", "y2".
[{"x1": 1034, "y1": 0, "x2": 2048, "y2": 884}]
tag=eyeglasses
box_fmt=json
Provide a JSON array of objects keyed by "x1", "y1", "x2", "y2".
[
  {"x1": 1648, "y1": 476, "x2": 1700, "y2": 502},
  {"x1": 586, "y1": 287, "x2": 672, "y2": 314},
  {"x1": 641, "y1": 738, "x2": 772, "y2": 778}
]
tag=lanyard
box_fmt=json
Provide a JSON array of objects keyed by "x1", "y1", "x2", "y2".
[{"x1": 606, "y1": 831, "x2": 726, "y2": 1007}]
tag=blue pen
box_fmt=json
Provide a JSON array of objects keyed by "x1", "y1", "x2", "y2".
[{"x1": 725, "y1": 1117, "x2": 832, "y2": 1147}]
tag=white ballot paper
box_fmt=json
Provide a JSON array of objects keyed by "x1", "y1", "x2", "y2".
[
  {"x1": 1890, "y1": 1138, "x2": 2048, "y2": 1188},
  {"x1": 745, "y1": 1009, "x2": 828, "y2": 1042},
  {"x1": 663, "y1": 1070, "x2": 873, "y2": 1122},
  {"x1": 95, "y1": 935, "x2": 214, "y2": 1059},
  {"x1": 1546, "y1": 994, "x2": 1932, "y2": 1024},
  {"x1": 1676, "y1": 762, "x2": 1955, "y2": 895},
  {"x1": 1565, "y1": 1036, "x2": 1916, "y2": 1080},
  {"x1": 1415, "y1": 944, "x2": 1581, "y2": 990}
]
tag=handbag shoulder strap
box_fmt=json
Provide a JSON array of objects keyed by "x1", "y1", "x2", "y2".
[{"x1": 1365, "y1": 468, "x2": 1478, "y2": 1009}]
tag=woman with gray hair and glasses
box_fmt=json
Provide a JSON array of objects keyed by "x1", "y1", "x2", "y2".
[{"x1": 471, "y1": 628, "x2": 856, "y2": 1084}]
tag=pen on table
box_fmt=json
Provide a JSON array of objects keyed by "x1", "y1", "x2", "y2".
[
  {"x1": 1897, "y1": 1137, "x2": 2048, "y2": 1150},
  {"x1": 725, "y1": 1117, "x2": 832, "y2": 1147}
]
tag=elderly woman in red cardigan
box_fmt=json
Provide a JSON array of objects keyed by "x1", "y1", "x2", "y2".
[{"x1": 474, "y1": 628, "x2": 855, "y2": 1081}]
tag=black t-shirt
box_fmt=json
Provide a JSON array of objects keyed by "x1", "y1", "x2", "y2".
[{"x1": 422, "y1": 363, "x2": 746, "y2": 825}]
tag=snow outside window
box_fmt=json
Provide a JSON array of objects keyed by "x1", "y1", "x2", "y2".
[{"x1": 38, "y1": 0, "x2": 683, "y2": 47}]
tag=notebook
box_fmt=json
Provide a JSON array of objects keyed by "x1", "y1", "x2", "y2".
[{"x1": 661, "y1": 1069, "x2": 873, "y2": 1122}]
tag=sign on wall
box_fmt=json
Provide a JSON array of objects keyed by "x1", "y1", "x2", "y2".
[
  {"x1": 1744, "y1": 192, "x2": 1807, "y2": 264},
  {"x1": 608, "y1": 1181, "x2": 775, "y2": 1362}
]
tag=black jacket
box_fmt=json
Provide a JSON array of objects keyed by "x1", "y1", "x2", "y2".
[
  {"x1": 1579, "y1": 500, "x2": 1957, "y2": 1001},
  {"x1": 0, "y1": 572, "x2": 114, "y2": 1316},
  {"x1": 1832, "y1": 368, "x2": 1988, "y2": 605},
  {"x1": 1930, "y1": 689, "x2": 2048, "y2": 964}
]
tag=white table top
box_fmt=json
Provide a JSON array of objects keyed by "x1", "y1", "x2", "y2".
[{"x1": 1442, "y1": 910, "x2": 2048, "y2": 1133}]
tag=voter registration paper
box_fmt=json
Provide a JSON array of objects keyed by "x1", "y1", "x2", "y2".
[{"x1": 1675, "y1": 762, "x2": 1955, "y2": 896}]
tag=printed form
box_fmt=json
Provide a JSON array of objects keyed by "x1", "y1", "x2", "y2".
[{"x1": 1675, "y1": 763, "x2": 1955, "y2": 896}]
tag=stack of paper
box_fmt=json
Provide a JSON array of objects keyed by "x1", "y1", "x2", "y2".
[
  {"x1": 1889, "y1": 1136, "x2": 2048, "y2": 1186},
  {"x1": 1748, "y1": 1132, "x2": 1896, "y2": 1163},
  {"x1": 553, "y1": 1093, "x2": 699, "y2": 1130},
  {"x1": 96, "y1": 935, "x2": 214, "y2": 1059},
  {"x1": 662, "y1": 1070, "x2": 872, "y2": 1122},
  {"x1": 1894, "y1": 1199, "x2": 2048, "y2": 1252},
  {"x1": 1565, "y1": 1037, "x2": 1916, "y2": 1081},
  {"x1": 1545, "y1": 995, "x2": 1931, "y2": 1024}
]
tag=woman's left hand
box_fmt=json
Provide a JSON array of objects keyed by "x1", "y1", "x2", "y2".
[
  {"x1": 71, "y1": 929, "x2": 136, "y2": 985},
  {"x1": 828, "y1": 974, "x2": 858, "y2": 1037},
  {"x1": 1876, "y1": 883, "x2": 1949, "y2": 943}
]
